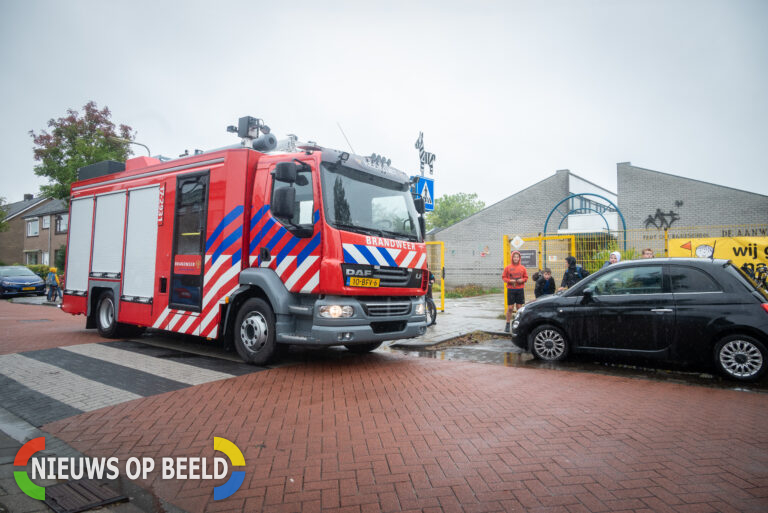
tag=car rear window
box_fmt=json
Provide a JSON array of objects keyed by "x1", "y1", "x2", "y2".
[
  {"x1": 727, "y1": 263, "x2": 768, "y2": 301},
  {"x1": 670, "y1": 266, "x2": 721, "y2": 293}
]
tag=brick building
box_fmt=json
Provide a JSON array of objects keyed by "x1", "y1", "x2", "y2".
[
  {"x1": 21, "y1": 199, "x2": 69, "y2": 266},
  {"x1": 429, "y1": 163, "x2": 768, "y2": 288},
  {"x1": 0, "y1": 195, "x2": 50, "y2": 265}
]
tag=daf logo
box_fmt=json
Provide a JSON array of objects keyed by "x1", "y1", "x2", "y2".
[{"x1": 345, "y1": 268, "x2": 373, "y2": 277}]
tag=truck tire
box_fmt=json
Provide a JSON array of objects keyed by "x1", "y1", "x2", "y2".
[
  {"x1": 96, "y1": 290, "x2": 120, "y2": 338},
  {"x1": 345, "y1": 342, "x2": 382, "y2": 353},
  {"x1": 234, "y1": 298, "x2": 276, "y2": 365}
]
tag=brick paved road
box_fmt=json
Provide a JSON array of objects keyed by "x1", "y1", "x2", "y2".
[
  {"x1": 3, "y1": 301, "x2": 768, "y2": 513},
  {"x1": 43, "y1": 354, "x2": 768, "y2": 513}
]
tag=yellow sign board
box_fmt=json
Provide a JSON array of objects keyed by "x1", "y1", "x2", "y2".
[{"x1": 669, "y1": 237, "x2": 768, "y2": 273}]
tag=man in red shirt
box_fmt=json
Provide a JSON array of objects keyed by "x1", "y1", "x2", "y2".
[{"x1": 503, "y1": 250, "x2": 528, "y2": 333}]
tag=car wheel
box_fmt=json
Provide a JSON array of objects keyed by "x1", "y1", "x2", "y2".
[
  {"x1": 234, "y1": 298, "x2": 276, "y2": 365},
  {"x1": 529, "y1": 324, "x2": 568, "y2": 361},
  {"x1": 345, "y1": 342, "x2": 382, "y2": 353},
  {"x1": 96, "y1": 291, "x2": 120, "y2": 338},
  {"x1": 714, "y1": 335, "x2": 767, "y2": 382}
]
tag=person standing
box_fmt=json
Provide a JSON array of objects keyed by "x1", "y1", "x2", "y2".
[
  {"x1": 46, "y1": 267, "x2": 60, "y2": 302},
  {"x1": 602, "y1": 251, "x2": 621, "y2": 268},
  {"x1": 503, "y1": 250, "x2": 528, "y2": 332},
  {"x1": 534, "y1": 267, "x2": 556, "y2": 298},
  {"x1": 642, "y1": 248, "x2": 654, "y2": 258},
  {"x1": 559, "y1": 256, "x2": 590, "y2": 291}
]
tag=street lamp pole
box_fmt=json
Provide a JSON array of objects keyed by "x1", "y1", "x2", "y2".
[{"x1": 109, "y1": 137, "x2": 151, "y2": 156}]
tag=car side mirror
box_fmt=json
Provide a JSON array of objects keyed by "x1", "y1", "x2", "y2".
[
  {"x1": 581, "y1": 287, "x2": 595, "y2": 305},
  {"x1": 272, "y1": 187, "x2": 296, "y2": 219}
]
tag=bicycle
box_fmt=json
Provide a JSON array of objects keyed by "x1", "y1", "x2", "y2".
[{"x1": 425, "y1": 296, "x2": 437, "y2": 326}]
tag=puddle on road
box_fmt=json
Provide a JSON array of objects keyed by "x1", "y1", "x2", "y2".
[{"x1": 383, "y1": 339, "x2": 768, "y2": 393}]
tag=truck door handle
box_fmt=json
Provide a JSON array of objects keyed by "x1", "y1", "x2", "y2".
[
  {"x1": 259, "y1": 247, "x2": 271, "y2": 262},
  {"x1": 650, "y1": 308, "x2": 673, "y2": 313}
]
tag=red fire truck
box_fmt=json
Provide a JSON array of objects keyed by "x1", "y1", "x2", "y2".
[{"x1": 61, "y1": 117, "x2": 429, "y2": 364}]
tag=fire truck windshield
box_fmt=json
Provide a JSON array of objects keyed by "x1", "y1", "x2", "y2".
[{"x1": 320, "y1": 162, "x2": 422, "y2": 242}]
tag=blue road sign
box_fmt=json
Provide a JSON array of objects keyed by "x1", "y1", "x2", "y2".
[{"x1": 411, "y1": 176, "x2": 435, "y2": 212}]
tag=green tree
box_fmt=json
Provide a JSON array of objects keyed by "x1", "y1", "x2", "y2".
[
  {"x1": 426, "y1": 192, "x2": 485, "y2": 230},
  {"x1": 30, "y1": 101, "x2": 135, "y2": 200},
  {"x1": 0, "y1": 197, "x2": 9, "y2": 232}
]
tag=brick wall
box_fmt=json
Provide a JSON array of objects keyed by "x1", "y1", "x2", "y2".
[
  {"x1": 618, "y1": 163, "x2": 768, "y2": 230},
  {"x1": 0, "y1": 218, "x2": 26, "y2": 265}
]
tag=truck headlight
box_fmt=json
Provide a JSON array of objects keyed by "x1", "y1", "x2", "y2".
[
  {"x1": 319, "y1": 305, "x2": 354, "y2": 318},
  {"x1": 415, "y1": 301, "x2": 425, "y2": 315}
]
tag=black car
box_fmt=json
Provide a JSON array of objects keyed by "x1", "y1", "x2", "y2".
[
  {"x1": 511, "y1": 258, "x2": 768, "y2": 382},
  {"x1": 0, "y1": 266, "x2": 46, "y2": 298}
]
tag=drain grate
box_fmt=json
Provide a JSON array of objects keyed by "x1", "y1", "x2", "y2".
[{"x1": 43, "y1": 480, "x2": 128, "y2": 513}]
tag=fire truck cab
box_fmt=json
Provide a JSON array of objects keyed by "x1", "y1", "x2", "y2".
[{"x1": 62, "y1": 118, "x2": 429, "y2": 364}]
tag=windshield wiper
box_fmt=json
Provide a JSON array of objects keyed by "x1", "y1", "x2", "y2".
[
  {"x1": 378, "y1": 229, "x2": 419, "y2": 242},
  {"x1": 332, "y1": 222, "x2": 384, "y2": 237}
]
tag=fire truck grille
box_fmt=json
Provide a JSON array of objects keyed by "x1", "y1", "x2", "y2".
[
  {"x1": 372, "y1": 266, "x2": 411, "y2": 287},
  {"x1": 360, "y1": 299, "x2": 412, "y2": 317}
]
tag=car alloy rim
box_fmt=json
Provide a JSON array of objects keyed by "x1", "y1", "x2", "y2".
[
  {"x1": 533, "y1": 329, "x2": 565, "y2": 360},
  {"x1": 99, "y1": 297, "x2": 114, "y2": 329},
  {"x1": 720, "y1": 339, "x2": 763, "y2": 378},
  {"x1": 240, "y1": 312, "x2": 269, "y2": 353}
]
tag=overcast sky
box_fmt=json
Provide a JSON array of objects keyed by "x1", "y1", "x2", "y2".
[{"x1": 1, "y1": 0, "x2": 767, "y2": 208}]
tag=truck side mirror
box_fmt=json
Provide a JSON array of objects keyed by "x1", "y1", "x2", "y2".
[
  {"x1": 272, "y1": 187, "x2": 296, "y2": 219},
  {"x1": 274, "y1": 162, "x2": 299, "y2": 183},
  {"x1": 413, "y1": 197, "x2": 425, "y2": 215}
]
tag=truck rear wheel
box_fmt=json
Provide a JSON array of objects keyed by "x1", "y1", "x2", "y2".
[
  {"x1": 234, "y1": 298, "x2": 276, "y2": 365},
  {"x1": 96, "y1": 291, "x2": 120, "y2": 338}
]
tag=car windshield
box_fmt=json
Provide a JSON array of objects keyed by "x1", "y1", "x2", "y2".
[
  {"x1": 320, "y1": 162, "x2": 421, "y2": 241},
  {"x1": 728, "y1": 263, "x2": 768, "y2": 301},
  {"x1": 0, "y1": 267, "x2": 37, "y2": 278}
]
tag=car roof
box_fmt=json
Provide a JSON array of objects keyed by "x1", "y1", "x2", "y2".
[{"x1": 609, "y1": 258, "x2": 729, "y2": 267}]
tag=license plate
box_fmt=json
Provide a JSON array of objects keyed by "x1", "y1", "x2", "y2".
[
  {"x1": 22, "y1": 287, "x2": 35, "y2": 291},
  {"x1": 348, "y1": 277, "x2": 380, "y2": 288}
]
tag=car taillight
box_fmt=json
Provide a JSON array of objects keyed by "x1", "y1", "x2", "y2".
[{"x1": 762, "y1": 304, "x2": 768, "y2": 314}]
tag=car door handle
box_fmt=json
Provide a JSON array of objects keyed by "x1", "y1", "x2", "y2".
[{"x1": 650, "y1": 308, "x2": 674, "y2": 313}]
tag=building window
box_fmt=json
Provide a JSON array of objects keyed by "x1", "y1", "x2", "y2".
[
  {"x1": 54, "y1": 248, "x2": 66, "y2": 268},
  {"x1": 55, "y1": 214, "x2": 69, "y2": 234},
  {"x1": 42, "y1": 252, "x2": 49, "y2": 266},
  {"x1": 26, "y1": 252, "x2": 39, "y2": 265},
  {"x1": 42, "y1": 216, "x2": 50, "y2": 229},
  {"x1": 27, "y1": 219, "x2": 39, "y2": 237}
]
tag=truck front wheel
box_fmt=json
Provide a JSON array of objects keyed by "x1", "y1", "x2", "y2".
[{"x1": 234, "y1": 298, "x2": 276, "y2": 365}]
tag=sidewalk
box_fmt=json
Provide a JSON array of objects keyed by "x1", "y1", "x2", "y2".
[{"x1": 390, "y1": 293, "x2": 507, "y2": 349}]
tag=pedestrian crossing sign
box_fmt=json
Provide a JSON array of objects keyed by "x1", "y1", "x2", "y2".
[{"x1": 411, "y1": 176, "x2": 434, "y2": 212}]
